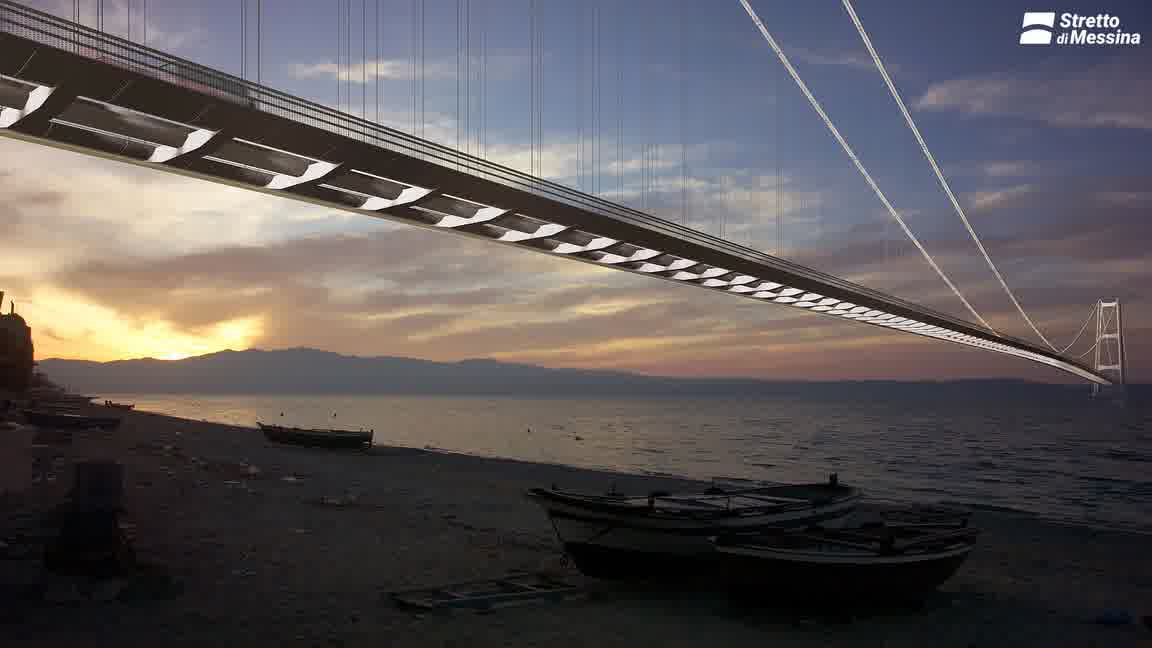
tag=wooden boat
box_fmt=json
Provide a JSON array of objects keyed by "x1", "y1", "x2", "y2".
[
  {"x1": 257, "y1": 422, "x2": 373, "y2": 449},
  {"x1": 21, "y1": 409, "x2": 123, "y2": 430},
  {"x1": 526, "y1": 475, "x2": 861, "y2": 579},
  {"x1": 713, "y1": 518, "x2": 978, "y2": 601}
]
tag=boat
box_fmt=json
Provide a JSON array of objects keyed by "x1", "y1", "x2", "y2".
[
  {"x1": 713, "y1": 516, "x2": 978, "y2": 601},
  {"x1": 21, "y1": 409, "x2": 123, "y2": 430},
  {"x1": 257, "y1": 422, "x2": 374, "y2": 449},
  {"x1": 526, "y1": 475, "x2": 861, "y2": 579},
  {"x1": 102, "y1": 401, "x2": 135, "y2": 410}
]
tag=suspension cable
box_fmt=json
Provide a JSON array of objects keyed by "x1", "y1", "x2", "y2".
[
  {"x1": 736, "y1": 0, "x2": 998, "y2": 334},
  {"x1": 410, "y1": 0, "x2": 416, "y2": 134},
  {"x1": 528, "y1": 0, "x2": 532, "y2": 176},
  {"x1": 257, "y1": 0, "x2": 262, "y2": 87},
  {"x1": 376, "y1": 0, "x2": 380, "y2": 124},
  {"x1": 1080, "y1": 305, "x2": 1114, "y2": 360},
  {"x1": 1056, "y1": 301, "x2": 1098, "y2": 354},
  {"x1": 616, "y1": 5, "x2": 622, "y2": 199},
  {"x1": 360, "y1": 0, "x2": 364, "y2": 121},
  {"x1": 679, "y1": 0, "x2": 687, "y2": 226},
  {"x1": 334, "y1": 0, "x2": 340, "y2": 107},
  {"x1": 842, "y1": 0, "x2": 1060, "y2": 350}
]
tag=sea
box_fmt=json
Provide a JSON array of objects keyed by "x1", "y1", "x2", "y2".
[{"x1": 101, "y1": 384, "x2": 1152, "y2": 533}]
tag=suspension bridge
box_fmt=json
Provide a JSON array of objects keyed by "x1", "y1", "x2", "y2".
[{"x1": 0, "y1": 1, "x2": 1127, "y2": 386}]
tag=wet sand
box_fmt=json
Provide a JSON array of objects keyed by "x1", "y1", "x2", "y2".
[{"x1": 1, "y1": 409, "x2": 1150, "y2": 647}]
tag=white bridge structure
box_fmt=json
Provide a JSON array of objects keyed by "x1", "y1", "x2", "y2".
[{"x1": 0, "y1": 2, "x2": 1121, "y2": 385}]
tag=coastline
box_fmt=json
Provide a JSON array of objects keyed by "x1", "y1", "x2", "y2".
[{"x1": 2, "y1": 408, "x2": 1149, "y2": 646}]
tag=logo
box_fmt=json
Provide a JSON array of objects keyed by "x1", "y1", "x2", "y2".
[
  {"x1": 1019, "y1": 12, "x2": 1142, "y2": 46},
  {"x1": 1020, "y1": 12, "x2": 1056, "y2": 44}
]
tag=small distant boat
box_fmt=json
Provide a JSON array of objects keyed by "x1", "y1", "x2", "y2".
[
  {"x1": 526, "y1": 475, "x2": 861, "y2": 579},
  {"x1": 102, "y1": 401, "x2": 135, "y2": 410},
  {"x1": 257, "y1": 422, "x2": 373, "y2": 449},
  {"x1": 713, "y1": 519, "x2": 978, "y2": 600},
  {"x1": 21, "y1": 409, "x2": 123, "y2": 430}
]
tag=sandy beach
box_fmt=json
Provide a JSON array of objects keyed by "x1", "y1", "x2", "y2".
[{"x1": 1, "y1": 408, "x2": 1150, "y2": 647}]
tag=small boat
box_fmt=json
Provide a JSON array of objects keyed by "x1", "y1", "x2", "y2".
[
  {"x1": 713, "y1": 519, "x2": 978, "y2": 601},
  {"x1": 21, "y1": 409, "x2": 123, "y2": 430},
  {"x1": 102, "y1": 401, "x2": 135, "y2": 410},
  {"x1": 526, "y1": 475, "x2": 861, "y2": 579},
  {"x1": 257, "y1": 422, "x2": 373, "y2": 449}
]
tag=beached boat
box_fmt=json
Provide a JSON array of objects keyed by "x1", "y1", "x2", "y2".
[
  {"x1": 21, "y1": 409, "x2": 123, "y2": 430},
  {"x1": 526, "y1": 476, "x2": 861, "y2": 579},
  {"x1": 713, "y1": 519, "x2": 978, "y2": 600},
  {"x1": 257, "y1": 422, "x2": 374, "y2": 449}
]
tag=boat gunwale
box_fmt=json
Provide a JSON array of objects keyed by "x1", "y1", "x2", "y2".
[{"x1": 527, "y1": 487, "x2": 862, "y2": 523}]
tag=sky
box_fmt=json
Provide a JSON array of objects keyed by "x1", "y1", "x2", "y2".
[{"x1": 1, "y1": 0, "x2": 1150, "y2": 383}]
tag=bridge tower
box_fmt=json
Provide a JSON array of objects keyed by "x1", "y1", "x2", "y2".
[{"x1": 1092, "y1": 299, "x2": 1126, "y2": 397}]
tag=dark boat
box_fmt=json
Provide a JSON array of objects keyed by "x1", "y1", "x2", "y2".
[
  {"x1": 713, "y1": 514, "x2": 978, "y2": 601},
  {"x1": 21, "y1": 409, "x2": 123, "y2": 430},
  {"x1": 257, "y1": 422, "x2": 373, "y2": 449},
  {"x1": 526, "y1": 475, "x2": 861, "y2": 579}
]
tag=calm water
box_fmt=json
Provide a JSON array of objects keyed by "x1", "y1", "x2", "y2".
[{"x1": 102, "y1": 386, "x2": 1152, "y2": 532}]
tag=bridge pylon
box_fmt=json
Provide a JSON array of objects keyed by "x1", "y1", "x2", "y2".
[{"x1": 1092, "y1": 299, "x2": 1126, "y2": 398}]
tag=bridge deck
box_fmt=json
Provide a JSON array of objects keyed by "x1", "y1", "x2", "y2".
[{"x1": 0, "y1": 1, "x2": 1109, "y2": 384}]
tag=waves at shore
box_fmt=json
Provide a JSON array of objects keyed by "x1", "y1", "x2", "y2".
[{"x1": 100, "y1": 390, "x2": 1152, "y2": 533}]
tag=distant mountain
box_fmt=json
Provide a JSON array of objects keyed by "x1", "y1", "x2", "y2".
[
  {"x1": 37, "y1": 348, "x2": 762, "y2": 396},
  {"x1": 36, "y1": 348, "x2": 1095, "y2": 398}
]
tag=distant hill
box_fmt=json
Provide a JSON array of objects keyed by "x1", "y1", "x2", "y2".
[
  {"x1": 36, "y1": 348, "x2": 1098, "y2": 398},
  {"x1": 38, "y1": 348, "x2": 767, "y2": 396}
]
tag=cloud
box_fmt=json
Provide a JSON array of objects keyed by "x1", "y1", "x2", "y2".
[
  {"x1": 982, "y1": 161, "x2": 1043, "y2": 178},
  {"x1": 291, "y1": 59, "x2": 457, "y2": 83},
  {"x1": 966, "y1": 184, "x2": 1034, "y2": 211},
  {"x1": 914, "y1": 61, "x2": 1152, "y2": 130},
  {"x1": 786, "y1": 46, "x2": 892, "y2": 72},
  {"x1": 288, "y1": 54, "x2": 528, "y2": 84},
  {"x1": 1098, "y1": 191, "x2": 1152, "y2": 206},
  {"x1": 29, "y1": 0, "x2": 197, "y2": 51}
]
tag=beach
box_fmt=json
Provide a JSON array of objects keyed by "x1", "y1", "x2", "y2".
[{"x1": 2, "y1": 409, "x2": 1150, "y2": 647}]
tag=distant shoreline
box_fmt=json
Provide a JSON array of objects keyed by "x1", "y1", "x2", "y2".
[{"x1": 37, "y1": 348, "x2": 1115, "y2": 396}]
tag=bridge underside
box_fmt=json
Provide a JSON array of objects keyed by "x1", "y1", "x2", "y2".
[{"x1": 0, "y1": 4, "x2": 1111, "y2": 384}]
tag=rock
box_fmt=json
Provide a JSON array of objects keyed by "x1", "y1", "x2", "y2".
[
  {"x1": 43, "y1": 580, "x2": 82, "y2": 604},
  {"x1": 1093, "y1": 609, "x2": 1133, "y2": 625},
  {"x1": 317, "y1": 491, "x2": 360, "y2": 507},
  {"x1": 90, "y1": 578, "x2": 126, "y2": 602}
]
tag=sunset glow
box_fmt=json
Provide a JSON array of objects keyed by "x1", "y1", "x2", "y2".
[{"x1": 18, "y1": 290, "x2": 263, "y2": 362}]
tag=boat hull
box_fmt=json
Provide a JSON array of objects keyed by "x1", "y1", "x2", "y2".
[
  {"x1": 258, "y1": 423, "x2": 373, "y2": 449},
  {"x1": 547, "y1": 497, "x2": 856, "y2": 559},
  {"x1": 21, "y1": 409, "x2": 122, "y2": 430},
  {"x1": 714, "y1": 544, "x2": 972, "y2": 601},
  {"x1": 528, "y1": 483, "x2": 860, "y2": 579}
]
